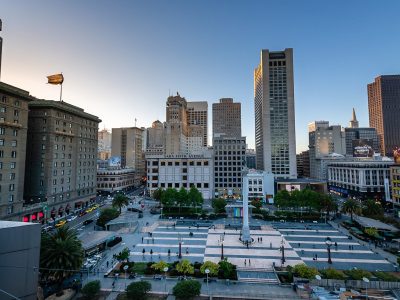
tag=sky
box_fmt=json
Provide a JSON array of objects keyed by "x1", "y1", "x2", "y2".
[{"x1": 1, "y1": 0, "x2": 400, "y2": 152}]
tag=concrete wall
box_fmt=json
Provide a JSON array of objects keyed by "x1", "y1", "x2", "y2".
[{"x1": 0, "y1": 221, "x2": 41, "y2": 300}]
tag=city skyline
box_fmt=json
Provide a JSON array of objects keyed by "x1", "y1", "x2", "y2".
[{"x1": 1, "y1": 1, "x2": 400, "y2": 151}]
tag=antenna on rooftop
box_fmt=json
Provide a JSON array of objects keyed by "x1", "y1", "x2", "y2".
[{"x1": 135, "y1": 118, "x2": 137, "y2": 127}]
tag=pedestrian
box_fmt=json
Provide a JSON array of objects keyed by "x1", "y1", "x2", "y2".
[
  {"x1": 249, "y1": 259, "x2": 251, "y2": 266},
  {"x1": 349, "y1": 245, "x2": 351, "y2": 250},
  {"x1": 152, "y1": 237, "x2": 154, "y2": 243},
  {"x1": 270, "y1": 242, "x2": 272, "y2": 249},
  {"x1": 107, "y1": 261, "x2": 109, "y2": 268},
  {"x1": 142, "y1": 236, "x2": 144, "y2": 243},
  {"x1": 244, "y1": 259, "x2": 247, "y2": 266},
  {"x1": 298, "y1": 243, "x2": 301, "y2": 247},
  {"x1": 257, "y1": 237, "x2": 259, "y2": 242},
  {"x1": 186, "y1": 248, "x2": 189, "y2": 254},
  {"x1": 168, "y1": 249, "x2": 171, "y2": 256},
  {"x1": 261, "y1": 237, "x2": 263, "y2": 242}
]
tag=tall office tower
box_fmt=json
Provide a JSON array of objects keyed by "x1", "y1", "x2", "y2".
[
  {"x1": 0, "y1": 82, "x2": 34, "y2": 220},
  {"x1": 146, "y1": 120, "x2": 165, "y2": 153},
  {"x1": 24, "y1": 100, "x2": 100, "y2": 221},
  {"x1": 112, "y1": 127, "x2": 145, "y2": 186},
  {"x1": 187, "y1": 101, "x2": 208, "y2": 146},
  {"x1": 212, "y1": 98, "x2": 241, "y2": 138},
  {"x1": 296, "y1": 150, "x2": 310, "y2": 178},
  {"x1": 165, "y1": 93, "x2": 188, "y2": 155},
  {"x1": 308, "y1": 121, "x2": 345, "y2": 179},
  {"x1": 349, "y1": 108, "x2": 359, "y2": 128},
  {"x1": 368, "y1": 75, "x2": 400, "y2": 156},
  {"x1": 254, "y1": 48, "x2": 296, "y2": 178},
  {"x1": 98, "y1": 128, "x2": 111, "y2": 160}
]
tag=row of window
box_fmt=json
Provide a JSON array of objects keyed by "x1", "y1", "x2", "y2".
[{"x1": 1, "y1": 95, "x2": 21, "y2": 107}]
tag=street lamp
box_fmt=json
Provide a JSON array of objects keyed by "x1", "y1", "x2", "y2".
[
  {"x1": 325, "y1": 237, "x2": 333, "y2": 264},
  {"x1": 220, "y1": 234, "x2": 225, "y2": 260},
  {"x1": 163, "y1": 267, "x2": 169, "y2": 294},
  {"x1": 363, "y1": 277, "x2": 369, "y2": 299},
  {"x1": 315, "y1": 274, "x2": 321, "y2": 286},
  {"x1": 123, "y1": 265, "x2": 129, "y2": 289},
  {"x1": 280, "y1": 235, "x2": 285, "y2": 266},
  {"x1": 178, "y1": 233, "x2": 182, "y2": 259},
  {"x1": 205, "y1": 268, "x2": 210, "y2": 295}
]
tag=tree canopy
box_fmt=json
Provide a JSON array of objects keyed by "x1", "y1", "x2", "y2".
[
  {"x1": 96, "y1": 207, "x2": 119, "y2": 228},
  {"x1": 200, "y1": 261, "x2": 219, "y2": 276},
  {"x1": 112, "y1": 193, "x2": 129, "y2": 213},
  {"x1": 212, "y1": 198, "x2": 227, "y2": 213},
  {"x1": 342, "y1": 198, "x2": 361, "y2": 221},
  {"x1": 176, "y1": 259, "x2": 194, "y2": 275}
]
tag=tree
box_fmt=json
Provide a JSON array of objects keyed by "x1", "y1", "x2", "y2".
[
  {"x1": 173, "y1": 280, "x2": 201, "y2": 300},
  {"x1": 176, "y1": 259, "x2": 194, "y2": 275},
  {"x1": 188, "y1": 186, "x2": 203, "y2": 211},
  {"x1": 151, "y1": 260, "x2": 168, "y2": 272},
  {"x1": 177, "y1": 187, "x2": 189, "y2": 211},
  {"x1": 153, "y1": 188, "x2": 164, "y2": 201},
  {"x1": 116, "y1": 247, "x2": 130, "y2": 262},
  {"x1": 112, "y1": 193, "x2": 129, "y2": 213},
  {"x1": 212, "y1": 198, "x2": 227, "y2": 213},
  {"x1": 274, "y1": 190, "x2": 291, "y2": 209},
  {"x1": 345, "y1": 269, "x2": 372, "y2": 280},
  {"x1": 200, "y1": 261, "x2": 219, "y2": 276},
  {"x1": 40, "y1": 226, "x2": 84, "y2": 293},
  {"x1": 218, "y1": 258, "x2": 236, "y2": 279},
  {"x1": 342, "y1": 198, "x2": 361, "y2": 221},
  {"x1": 251, "y1": 199, "x2": 262, "y2": 209},
  {"x1": 320, "y1": 268, "x2": 346, "y2": 280},
  {"x1": 81, "y1": 280, "x2": 101, "y2": 300},
  {"x1": 365, "y1": 227, "x2": 378, "y2": 238},
  {"x1": 320, "y1": 194, "x2": 338, "y2": 216},
  {"x1": 161, "y1": 188, "x2": 178, "y2": 209},
  {"x1": 126, "y1": 281, "x2": 151, "y2": 300},
  {"x1": 362, "y1": 199, "x2": 384, "y2": 218},
  {"x1": 96, "y1": 208, "x2": 119, "y2": 228},
  {"x1": 292, "y1": 264, "x2": 319, "y2": 279}
]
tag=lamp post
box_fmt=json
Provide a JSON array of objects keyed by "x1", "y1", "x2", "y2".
[
  {"x1": 325, "y1": 237, "x2": 333, "y2": 264},
  {"x1": 205, "y1": 268, "x2": 210, "y2": 295},
  {"x1": 220, "y1": 234, "x2": 225, "y2": 260},
  {"x1": 163, "y1": 267, "x2": 169, "y2": 294},
  {"x1": 280, "y1": 234, "x2": 285, "y2": 266},
  {"x1": 178, "y1": 233, "x2": 182, "y2": 259},
  {"x1": 315, "y1": 274, "x2": 321, "y2": 286},
  {"x1": 123, "y1": 265, "x2": 129, "y2": 289},
  {"x1": 363, "y1": 277, "x2": 369, "y2": 299}
]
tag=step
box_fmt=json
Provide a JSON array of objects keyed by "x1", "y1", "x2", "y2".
[{"x1": 238, "y1": 278, "x2": 279, "y2": 284}]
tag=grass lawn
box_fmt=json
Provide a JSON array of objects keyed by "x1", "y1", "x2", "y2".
[{"x1": 132, "y1": 262, "x2": 148, "y2": 274}]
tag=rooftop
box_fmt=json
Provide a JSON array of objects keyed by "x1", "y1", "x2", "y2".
[{"x1": 0, "y1": 221, "x2": 39, "y2": 229}]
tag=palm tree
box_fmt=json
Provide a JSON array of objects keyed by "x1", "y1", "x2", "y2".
[
  {"x1": 342, "y1": 198, "x2": 360, "y2": 221},
  {"x1": 40, "y1": 226, "x2": 84, "y2": 293},
  {"x1": 112, "y1": 193, "x2": 129, "y2": 213}
]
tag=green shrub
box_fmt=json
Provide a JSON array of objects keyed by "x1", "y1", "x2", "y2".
[
  {"x1": 320, "y1": 268, "x2": 346, "y2": 280},
  {"x1": 218, "y1": 259, "x2": 237, "y2": 280},
  {"x1": 81, "y1": 280, "x2": 100, "y2": 300},
  {"x1": 126, "y1": 281, "x2": 151, "y2": 300},
  {"x1": 96, "y1": 208, "x2": 119, "y2": 228},
  {"x1": 373, "y1": 271, "x2": 400, "y2": 282},
  {"x1": 173, "y1": 280, "x2": 201, "y2": 300},
  {"x1": 292, "y1": 264, "x2": 319, "y2": 279},
  {"x1": 119, "y1": 262, "x2": 135, "y2": 273},
  {"x1": 344, "y1": 269, "x2": 372, "y2": 280}
]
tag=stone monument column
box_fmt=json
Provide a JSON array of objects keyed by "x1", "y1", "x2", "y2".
[{"x1": 241, "y1": 175, "x2": 251, "y2": 243}]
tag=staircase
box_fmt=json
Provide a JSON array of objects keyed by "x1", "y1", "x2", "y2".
[{"x1": 237, "y1": 267, "x2": 280, "y2": 284}]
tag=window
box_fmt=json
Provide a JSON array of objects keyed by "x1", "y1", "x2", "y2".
[
  {"x1": 11, "y1": 140, "x2": 17, "y2": 147},
  {"x1": 0, "y1": 107, "x2": 5, "y2": 113},
  {"x1": 0, "y1": 150, "x2": 3, "y2": 157},
  {"x1": 10, "y1": 162, "x2": 16, "y2": 169},
  {"x1": 11, "y1": 151, "x2": 17, "y2": 158},
  {"x1": 14, "y1": 110, "x2": 19, "y2": 117},
  {"x1": 9, "y1": 184, "x2": 15, "y2": 191},
  {"x1": 0, "y1": 162, "x2": 2, "y2": 169},
  {"x1": 42, "y1": 144, "x2": 46, "y2": 150},
  {"x1": 9, "y1": 173, "x2": 15, "y2": 180},
  {"x1": 0, "y1": 127, "x2": 4, "y2": 135},
  {"x1": 0, "y1": 139, "x2": 3, "y2": 146},
  {"x1": 12, "y1": 129, "x2": 17, "y2": 136}
]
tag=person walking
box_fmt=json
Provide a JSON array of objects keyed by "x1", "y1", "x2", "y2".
[
  {"x1": 249, "y1": 259, "x2": 251, "y2": 266},
  {"x1": 244, "y1": 259, "x2": 247, "y2": 266}
]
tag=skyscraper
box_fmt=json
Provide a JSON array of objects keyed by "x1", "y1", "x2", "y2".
[
  {"x1": 212, "y1": 98, "x2": 241, "y2": 138},
  {"x1": 187, "y1": 101, "x2": 208, "y2": 146},
  {"x1": 254, "y1": 48, "x2": 296, "y2": 178},
  {"x1": 368, "y1": 75, "x2": 400, "y2": 156}
]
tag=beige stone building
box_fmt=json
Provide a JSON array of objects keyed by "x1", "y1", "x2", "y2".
[
  {"x1": 187, "y1": 101, "x2": 208, "y2": 146},
  {"x1": 98, "y1": 128, "x2": 111, "y2": 159},
  {"x1": 24, "y1": 99, "x2": 101, "y2": 221},
  {"x1": 0, "y1": 82, "x2": 33, "y2": 220},
  {"x1": 111, "y1": 127, "x2": 145, "y2": 186},
  {"x1": 97, "y1": 167, "x2": 136, "y2": 194}
]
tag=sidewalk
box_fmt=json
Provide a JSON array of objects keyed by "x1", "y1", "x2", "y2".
[{"x1": 328, "y1": 219, "x2": 398, "y2": 265}]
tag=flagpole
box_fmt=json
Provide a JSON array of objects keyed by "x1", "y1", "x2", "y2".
[{"x1": 60, "y1": 83, "x2": 63, "y2": 102}]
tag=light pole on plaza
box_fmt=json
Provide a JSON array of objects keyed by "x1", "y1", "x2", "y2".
[
  {"x1": 123, "y1": 265, "x2": 129, "y2": 289},
  {"x1": 205, "y1": 268, "x2": 210, "y2": 295},
  {"x1": 325, "y1": 237, "x2": 333, "y2": 264},
  {"x1": 178, "y1": 233, "x2": 182, "y2": 259},
  {"x1": 280, "y1": 234, "x2": 285, "y2": 266},
  {"x1": 163, "y1": 267, "x2": 169, "y2": 294},
  {"x1": 220, "y1": 234, "x2": 224, "y2": 260},
  {"x1": 363, "y1": 277, "x2": 369, "y2": 299}
]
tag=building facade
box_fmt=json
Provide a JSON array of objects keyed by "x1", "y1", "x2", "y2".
[
  {"x1": 146, "y1": 151, "x2": 213, "y2": 199},
  {"x1": 345, "y1": 127, "x2": 380, "y2": 157},
  {"x1": 213, "y1": 136, "x2": 246, "y2": 198},
  {"x1": 212, "y1": 98, "x2": 241, "y2": 138},
  {"x1": 254, "y1": 48, "x2": 296, "y2": 178},
  {"x1": 244, "y1": 169, "x2": 275, "y2": 203},
  {"x1": 368, "y1": 75, "x2": 400, "y2": 156},
  {"x1": 98, "y1": 128, "x2": 111, "y2": 160},
  {"x1": 97, "y1": 168, "x2": 136, "y2": 194},
  {"x1": 111, "y1": 127, "x2": 145, "y2": 187},
  {"x1": 390, "y1": 165, "x2": 400, "y2": 208},
  {"x1": 328, "y1": 160, "x2": 393, "y2": 200},
  {"x1": 24, "y1": 100, "x2": 100, "y2": 222},
  {"x1": 0, "y1": 82, "x2": 33, "y2": 220},
  {"x1": 245, "y1": 149, "x2": 256, "y2": 169},
  {"x1": 308, "y1": 121, "x2": 345, "y2": 179},
  {"x1": 187, "y1": 101, "x2": 208, "y2": 146},
  {"x1": 296, "y1": 150, "x2": 310, "y2": 178}
]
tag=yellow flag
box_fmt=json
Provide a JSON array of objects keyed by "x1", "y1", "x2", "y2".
[{"x1": 47, "y1": 73, "x2": 64, "y2": 85}]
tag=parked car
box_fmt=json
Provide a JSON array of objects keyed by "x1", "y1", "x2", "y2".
[
  {"x1": 55, "y1": 220, "x2": 67, "y2": 228},
  {"x1": 66, "y1": 215, "x2": 77, "y2": 222},
  {"x1": 83, "y1": 219, "x2": 94, "y2": 225}
]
